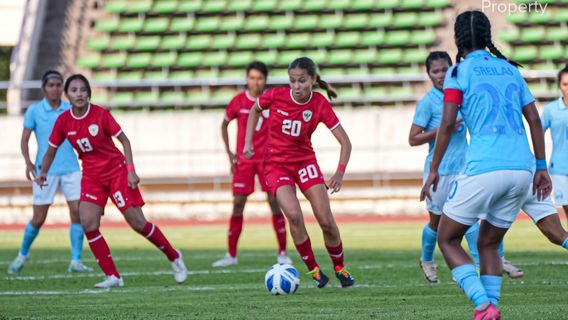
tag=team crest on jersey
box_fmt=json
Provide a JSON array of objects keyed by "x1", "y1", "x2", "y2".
[
  {"x1": 88, "y1": 124, "x2": 99, "y2": 137},
  {"x1": 302, "y1": 110, "x2": 313, "y2": 122}
]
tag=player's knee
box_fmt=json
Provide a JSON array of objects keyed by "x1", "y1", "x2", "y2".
[
  {"x1": 233, "y1": 196, "x2": 247, "y2": 215},
  {"x1": 81, "y1": 219, "x2": 99, "y2": 233},
  {"x1": 286, "y1": 213, "x2": 304, "y2": 228},
  {"x1": 319, "y1": 218, "x2": 337, "y2": 235},
  {"x1": 30, "y1": 218, "x2": 44, "y2": 229},
  {"x1": 477, "y1": 236, "x2": 499, "y2": 250}
]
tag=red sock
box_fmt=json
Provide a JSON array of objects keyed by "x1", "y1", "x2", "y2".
[
  {"x1": 228, "y1": 215, "x2": 243, "y2": 258},
  {"x1": 294, "y1": 238, "x2": 318, "y2": 271},
  {"x1": 272, "y1": 214, "x2": 287, "y2": 254},
  {"x1": 326, "y1": 242, "x2": 344, "y2": 270},
  {"x1": 141, "y1": 222, "x2": 179, "y2": 262},
  {"x1": 86, "y1": 230, "x2": 120, "y2": 278}
]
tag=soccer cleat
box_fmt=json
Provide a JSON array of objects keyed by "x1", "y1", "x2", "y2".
[
  {"x1": 171, "y1": 249, "x2": 188, "y2": 283},
  {"x1": 68, "y1": 260, "x2": 93, "y2": 273},
  {"x1": 334, "y1": 266, "x2": 355, "y2": 288},
  {"x1": 308, "y1": 266, "x2": 330, "y2": 288},
  {"x1": 212, "y1": 253, "x2": 238, "y2": 267},
  {"x1": 502, "y1": 258, "x2": 524, "y2": 279},
  {"x1": 473, "y1": 304, "x2": 501, "y2": 320},
  {"x1": 277, "y1": 252, "x2": 292, "y2": 265},
  {"x1": 420, "y1": 260, "x2": 439, "y2": 283},
  {"x1": 94, "y1": 275, "x2": 124, "y2": 288},
  {"x1": 7, "y1": 255, "x2": 27, "y2": 274}
]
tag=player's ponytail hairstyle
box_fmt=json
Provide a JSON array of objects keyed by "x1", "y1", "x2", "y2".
[
  {"x1": 41, "y1": 70, "x2": 63, "y2": 88},
  {"x1": 425, "y1": 51, "x2": 452, "y2": 73},
  {"x1": 557, "y1": 64, "x2": 568, "y2": 86},
  {"x1": 452, "y1": 10, "x2": 521, "y2": 78},
  {"x1": 64, "y1": 74, "x2": 92, "y2": 99},
  {"x1": 289, "y1": 56, "x2": 338, "y2": 100}
]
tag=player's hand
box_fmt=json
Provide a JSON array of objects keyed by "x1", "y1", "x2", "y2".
[
  {"x1": 243, "y1": 143, "x2": 254, "y2": 159},
  {"x1": 328, "y1": 171, "x2": 344, "y2": 194},
  {"x1": 533, "y1": 170, "x2": 552, "y2": 201},
  {"x1": 25, "y1": 161, "x2": 36, "y2": 181},
  {"x1": 420, "y1": 171, "x2": 439, "y2": 201},
  {"x1": 128, "y1": 171, "x2": 140, "y2": 189},
  {"x1": 228, "y1": 152, "x2": 237, "y2": 174},
  {"x1": 34, "y1": 172, "x2": 47, "y2": 189},
  {"x1": 453, "y1": 120, "x2": 464, "y2": 131}
]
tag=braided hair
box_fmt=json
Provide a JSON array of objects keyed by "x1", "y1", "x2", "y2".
[
  {"x1": 289, "y1": 57, "x2": 338, "y2": 100},
  {"x1": 452, "y1": 10, "x2": 521, "y2": 77}
]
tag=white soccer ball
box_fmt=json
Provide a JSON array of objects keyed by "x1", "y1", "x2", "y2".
[{"x1": 264, "y1": 263, "x2": 300, "y2": 295}]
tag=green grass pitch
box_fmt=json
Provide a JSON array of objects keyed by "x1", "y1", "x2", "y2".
[{"x1": 0, "y1": 220, "x2": 567, "y2": 319}]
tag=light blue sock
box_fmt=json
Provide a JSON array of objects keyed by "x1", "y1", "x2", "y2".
[
  {"x1": 480, "y1": 275, "x2": 502, "y2": 306},
  {"x1": 19, "y1": 222, "x2": 40, "y2": 257},
  {"x1": 498, "y1": 241, "x2": 505, "y2": 259},
  {"x1": 465, "y1": 223, "x2": 480, "y2": 267},
  {"x1": 562, "y1": 238, "x2": 568, "y2": 250},
  {"x1": 451, "y1": 264, "x2": 490, "y2": 308},
  {"x1": 70, "y1": 223, "x2": 84, "y2": 261},
  {"x1": 421, "y1": 224, "x2": 437, "y2": 262}
]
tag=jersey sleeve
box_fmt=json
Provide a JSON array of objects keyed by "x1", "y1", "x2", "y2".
[
  {"x1": 257, "y1": 89, "x2": 275, "y2": 110},
  {"x1": 48, "y1": 115, "x2": 66, "y2": 148},
  {"x1": 412, "y1": 97, "x2": 432, "y2": 128},
  {"x1": 541, "y1": 104, "x2": 551, "y2": 131},
  {"x1": 224, "y1": 96, "x2": 239, "y2": 121},
  {"x1": 23, "y1": 106, "x2": 36, "y2": 130},
  {"x1": 102, "y1": 109, "x2": 123, "y2": 137},
  {"x1": 320, "y1": 100, "x2": 340, "y2": 130},
  {"x1": 517, "y1": 74, "x2": 535, "y2": 108}
]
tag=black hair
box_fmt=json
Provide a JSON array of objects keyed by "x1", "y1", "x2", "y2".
[
  {"x1": 452, "y1": 10, "x2": 521, "y2": 77},
  {"x1": 41, "y1": 70, "x2": 63, "y2": 88},
  {"x1": 64, "y1": 74, "x2": 92, "y2": 99},
  {"x1": 425, "y1": 51, "x2": 452, "y2": 73},
  {"x1": 246, "y1": 60, "x2": 269, "y2": 78},
  {"x1": 557, "y1": 64, "x2": 568, "y2": 86},
  {"x1": 288, "y1": 56, "x2": 338, "y2": 100}
]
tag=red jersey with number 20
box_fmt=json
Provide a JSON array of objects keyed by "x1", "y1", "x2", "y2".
[
  {"x1": 257, "y1": 88, "x2": 340, "y2": 163},
  {"x1": 49, "y1": 104, "x2": 125, "y2": 180}
]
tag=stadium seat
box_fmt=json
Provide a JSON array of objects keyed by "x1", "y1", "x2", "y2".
[
  {"x1": 376, "y1": 0, "x2": 400, "y2": 10},
  {"x1": 212, "y1": 87, "x2": 238, "y2": 102},
  {"x1": 319, "y1": 14, "x2": 344, "y2": 30},
  {"x1": 385, "y1": 31, "x2": 411, "y2": 46},
  {"x1": 401, "y1": 0, "x2": 424, "y2": 10},
  {"x1": 328, "y1": 50, "x2": 353, "y2": 65},
  {"x1": 187, "y1": 35, "x2": 211, "y2": 50},
  {"x1": 104, "y1": 1, "x2": 127, "y2": 14},
  {"x1": 195, "y1": 17, "x2": 220, "y2": 32},
  {"x1": 378, "y1": 49, "x2": 403, "y2": 65},
  {"x1": 145, "y1": 71, "x2": 169, "y2": 81},
  {"x1": 521, "y1": 28, "x2": 546, "y2": 43},
  {"x1": 295, "y1": 15, "x2": 320, "y2": 30},
  {"x1": 202, "y1": 0, "x2": 226, "y2": 13},
  {"x1": 126, "y1": 1, "x2": 152, "y2": 14},
  {"x1": 87, "y1": 37, "x2": 111, "y2": 51},
  {"x1": 255, "y1": 51, "x2": 278, "y2": 66},
  {"x1": 170, "y1": 17, "x2": 195, "y2": 32},
  {"x1": 507, "y1": 12, "x2": 527, "y2": 25},
  {"x1": 152, "y1": 52, "x2": 178, "y2": 68},
  {"x1": 336, "y1": 32, "x2": 361, "y2": 47},
  {"x1": 93, "y1": 71, "x2": 116, "y2": 81},
  {"x1": 153, "y1": 1, "x2": 178, "y2": 14},
  {"x1": 161, "y1": 91, "x2": 186, "y2": 103},
  {"x1": 278, "y1": 0, "x2": 302, "y2": 11},
  {"x1": 320, "y1": 68, "x2": 345, "y2": 76},
  {"x1": 278, "y1": 50, "x2": 302, "y2": 65},
  {"x1": 269, "y1": 15, "x2": 294, "y2": 31},
  {"x1": 512, "y1": 46, "x2": 538, "y2": 62},
  {"x1": 77, "y1": 55, "x2": 100, "y2": 69},
  {"x1": 398, "y1": 66, "x2": 420, "y2": 74},
  {"x1": 161, "y1": 35, "x2": 187, "y2": 50},
  {"x1": 228, "y1": 0, "x2": 252, "y2": 12},
  {"x1": 287, "y1": 33, "x2": 311, "y2": 49},
  {"x1": 179, "y1": 0, "x2": 202, "y2": 13},
  {"x1": 338, "y1": 86, "x2": 362, "y2": 100},
  {"x1": 187, "y1": 89, "x2": 211, "y2": 103},
  {"x1": 136, "y1": 91, "x2": 160, "y2": 104},
  {"x1": 220, "y1": 16, "x2": 245, "y2": 31},
  {"x1": 311, "y1": 32, "x2": 335, "y2": 47},
  {"x1": 102, "y1": 53, "x2": 127, "y2": 68},
  {"x1": 110, "y1": 92, "x2": 134, "y2": 105},
  {"x1": 390, "y1": 86, "x2": 414, "y2": 98},
  {"x1": 352, "y1": 0, "x2": 376, "y2": 10},
  {"x1": 220, "y1": 69, "x2": 244, "y2": 79},
  {"x1": 303, "y1": 0, "x2": 327, "y2": 11},
  {"x1": 425, "y1": 0, "x2": 450, "y2": 9},
  {"x1": 528, "y1": 82, "x2": 550, "y2": 96},
  {"x1": 555, "y1": 9, "x2": 568, "y2": 23},
  {"x1": 361, "y1": 31, "x2": 385, "y2": 46},
  {"x1": 327, "y1": 0, "x2": 351, "y2": 10},
  {"x1": 202, "y1": 51, "x2": 227, "y2": 67},
  {"x1": 393, "y1": 13, "x2": 417, "y2": 28},
  {"x1": 127, "y1": 53, "x2": 152, "y2": 68},
  {"x1": 95, "y1": 19, "x2": 120, "y2": 33},
  {"x1": 169, "y1": 70, "x2": 194, "y2": 80},
  {"x1": 344, "y1": 14, "x2": 369, "y2": 30},
  {"x1": 411, "y1": 30, "x2": 436, "y2": 46},
  {"x1": 499, "y1": 29, "x2": 520, "y2": 43},
  {"x1": 110, "y1": 36, "x2": 135, "y2": 51},
  {"x1": 354, "y1": 49, "x2": 377, "y2": 64},
  {"x1": 119, "y1": 18, "x2": 144, "y2": 33},
  {"x1": 271, "y1": 69, "x2": 289, "y2": 77},
  {"x1": 345, "y1": 67, "x2": 370, "y2": 76},
  {"x1": 528, "y1": 10, "x2": 553, "y2": 24},
  {"x1": 135, "y1": 36, "x2": 161, "y2": 51},
  {"x1": 177, "y1": 52, "x2": 202, "y2": 67},
  {"x1": 211, "y1": 34, "x2": 236, "y2": 50},
  {"x1": 365, "y1": 86, "x2": 388, "y2": 99},
  {"x1": 118, "y1": 71, "x2": 143, "y2": 81},
  {"x1": 304, "y1": 50, "x2": 328, "y2": 63},
  {"x1": 236, "y1": 34, "x2": 262, "y2": 49},
  {"x1": 194, "y1": 69, "x2": 219, "y2": 79},
  {"x1": 228, "y1": 51, "x2": 254, "y2": 67},
  {"x1": 144, "y1": 18, "x2": 169, "y2": 33},
  {"x1": 262, "y1": 33, "x2": 287, "y2": 49},
  {"x1": 368, "y1": 14, "x2": 392, "y2": 28},
  {"x1": 254, "y1": 0, "x2": 278, "y2": 12},
  {"x1": 547, "y1": 27, "x2": 568, "y2": 42},
  {"x1": 540, "y1": 45, "x2": 563, "y2": 61},
  {"x1": 403, "y1": 49, "x2": 428, "y2": 64},
  {"x1": 418, "y1": 12, "x2": 443, "y2": 27},
  {"x1": 245, "y1": 15, "x2": 270, "y2": 31}
]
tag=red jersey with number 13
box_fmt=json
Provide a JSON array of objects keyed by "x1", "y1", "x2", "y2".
[
  {"x1": 49, "y1": 103, "x2": 126, "y2": 179},
  {"x1": 257, "y1": 88, "x2": 340, "y2": 163}
]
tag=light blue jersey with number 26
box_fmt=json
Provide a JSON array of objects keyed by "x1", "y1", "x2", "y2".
[{"x1": 443, "y1": 50, "x2": 535, "y2": 176}]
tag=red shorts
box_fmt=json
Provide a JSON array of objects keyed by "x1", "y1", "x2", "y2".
[
  {"x1": 265, "y1": 159, "x2": 325, "y2": 194},
  {"x1": 232, "y1": 160, "x2": 269, "y2": 195},
  {"x1": 80, "y1": 169, "x2": 145, "y2": 213}
]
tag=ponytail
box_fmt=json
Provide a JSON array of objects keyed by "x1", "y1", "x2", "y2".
[{"x1": 316, "y1": 74, "x2": 338, "y2": 100}]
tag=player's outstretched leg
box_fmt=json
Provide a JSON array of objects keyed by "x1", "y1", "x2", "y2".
[
  {"x1": 8, "y1": 205, "x2": 49, "y2": 274},
  {"x1": 534, "y1": 214, "x2": 568, "y2": 250},
  {"x1": 268, "y1": 194, "x2": 292, "y2": 264}
]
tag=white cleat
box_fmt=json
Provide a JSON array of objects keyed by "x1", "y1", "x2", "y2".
[
  {"x1": 212, "y1": 253, "x2": 238, "y2": 267},
  {"x1": 7, "y1": 254, "x2": 27, "y2": 274},
  {"x1": 171, "y1": 249, "x2": 188, "y2": 284},
  {"x1": 420, "y1": 260, "x2": 439, "y2": 283},
  {"x1": 502, "y1": 258, "x2": 524, "y2": 279},
  {"x1": 68, "y1": 260, "x2": 94, "y2": 273},
  {"x1": 94, "y1": 275, "x2": 124, "y2": 288},
  {"x1": 277, "y1": 252, "x2": 293, "y2": 265}
]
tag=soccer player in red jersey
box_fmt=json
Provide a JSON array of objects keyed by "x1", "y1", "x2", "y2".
[
  {"x1": 243, "y1": 57, "x2": 354, "y2": 288},
  {"x1": 213, "y1": 61, "x2": 292, "y2": 267},
  {"x1": 35, "y1": 74, "x2": 187, "y2": 288}
]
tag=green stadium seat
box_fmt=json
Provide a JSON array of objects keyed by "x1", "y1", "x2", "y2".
[
  {"x1": 95, "y1": 19, "x2": 120, "y2": 33},
  {"x1": 531, "y1": 63, "x2": 557, "y2": 71},
  {"x1": 161, "y1": 35, "x2": 187, "y2": 50},
  {"x1": 368, "y1": 14, "x2": 392, "y2": 28},
  {"x1": 344, "y1": 14, "x2": 369, "y2": 29},
  {"x1": 179, "y1": 0, "x2": 202, "y2": 13},
  {"x1": 212, "y1": 88, "x2": 238, "y2": 102},
  {"x1": 376, "y1": 0, "x2": 399, "y2": 10},
  {"x1": 303, "y1": 0, "x2": 327, "y2": 11},
  {"x1": 263, "y1": 33, "x2": 287, "y2": 48},
  {"x1": 161, "y1": 91, "x2": 185, "y2": 103},
  {"x1": 528, "y1": 10, "x2": 553, "y2": 24},
  {"x1": 93, "y1": 71, "x2": 116, "y2": 81},
  {"x1": 397, "y1": 66, "x2": 420, "y2": 74},
  {"x1": 528, "y1": 82, "x2": 549, "y2": 96},
  {"x1": 555, "y1": 9, "x2": 568, "y2": 23},
  {"x1": 177, "y1": 52, "x2": 202, "y2": 67},
  {"x1": 385, "y1": 31, "x2": 410, "y2": 46},
  {"x1": 499, "y1": 29, "x2": 520, "y2": 43},
  {"x1": 153, "y1": 1, "x2": 178, "y2": 14},
  {"x1": 320, "y1": 14, "x2": 344, "y2": 30},
  {"x1": 135, "y1": 36, "x2": 161, "y2": 51},
  {"x1": 87, "y1": 36, "x2": 110, "y2": 51},
  {"x1": 345, "y1": 67, "x2": 370, "y2": 76},
  {"x1": 547, "y1": 27, "x2": 568, "y2": 42},
  {"x1": 327, "y1": 0, "x2": 351, "y2": 10},
  {"x1": 390, "y1": 86, "x2": 414, "y2": 98},
  {"x1": 270, "y1": 15, "x2": 294, "y2": 31},
  {"x1": 328, "y1": 50, "x2": 353, "y2": 65},
  {"x1": 77, "y1": 55, "x2": 100, "y2": 69},
  {"x1": 187, "y1": 35, "x2": 211, "y2": 50},
  {"x1": 521, "y1": 27, "x2": 546, "y2": 43},
  {"x1": 287, "y1": 33, "x2": 311, "y2": 49},
  {"x1": 320, "y1": 68, "x2": 345, "y2": 76},
  {"x1": 512, "y1": 46, "x2": 538, "y2": 62},
  {"x1": 400, "y1": 0, "x2": 424, "y2": 9},
  {"x1": 228, "y1": 0, "x2": 252, "y2": 11},
  {"x1": 245, "y1": 15, "x2": 270, "y2": 31},
  {"x1": 220, "y1": 16, "x2": 244, "y2": 31},
  {"x1": 202, "y1": 0, "x2": 226, "y2": 13},
  {"x1": 102, "y1": 53, "x2": 127, "y2": 68},
  {"x1": 170, "y1": 17, "x2": 195, "y2": 32},
  {"x1": 236, "y1": 34, "x2": 262, "y2": 49},
  {"x1": 372, "y1": 67, "x2": 396, "y2": 75},
  {"x1": 136, "y1": 91, "x2": 160, "y2": 104},
  {"x1": 418, "y1": 12, "x2": 443, "y2": 27},
  {"x1": 110, "y1": 36, "x2": 135, "y2": 51},
  {"x1": 540, "y1": 45, "x2": 563, "y2": 61},
  {"x1": 352, "y1": 0, "x2": 376, "y2": 10},
  {"x1": 211, "y1": 34, "x2": 236, "y2": 49},
  {"x1": 194, "y1": 69, "x2": 219, "y2": 79},
  {"x1": 110, "y1": 92, "x2": 134, "y2": 105},
  {"x1": 507, "y1": 12, "x2": 527, "y2": 24},
  {"x1": 361, "y1": 31, "x2": 385, "y2": 46},
  {"x1": 354, "y1": 49, "x2": 377, "y2": 64},
  {"x1": 255, "y1": 51, "x2": 278, "y2": 66},
  {"x1": 295, "y1": 15, "x2": 319, "y2": 30},
  {"x1": 365, "y1": 86, "x2": 388, "y2": 99},
  {"x1": 304, "y1": 50, "x2": 327, "y2": 63},
  {"x1": 126, "y1": 1, "x2": 152, "y2": 14},
  {"x1": 145, "y1": 71, "x2": 169, "y2": 81},
  {"x1": 195, "y1": 17, "x2": 220, "y2": 32},
  {"x1": 118, "y1": 71, "x2": 143, "y2": 81},
  {"x1": 152, "y1": 52, "x2": 178, "y2": 68},
  {"x1": 336, "y1": 32, "x2": 361, "y2": 47},
  {"x1": 278, "y1": 0, "x2": 302, "y2": 11},
  {"x1": 105, "y1": 1, "x2": 127, "y2": 14},
  {"x1": 338, "y1": 86, "x2": 362, "y2": 100},
  {"x1": 228, "y1": 51, "x2": 254, "y2": 67},
  {"x1": 425, "y1": 0, "x2": 450, "y2": 9},
  {"x1": 169, "y1": 70, "x2": 194, "y2": 80},
  {"x1": 312, "y1": 33, "x2": 335, "y2": 47},
  {"x1": 119, "y1": 18, "x2": 144, "y2": 33},
  {"x1": 411, "y1": 29, "x2": 436, "y2": 46},
  {"x1": 202, "y1": 51, "x2": 227, "y2": 67},
  {"x1": 278, "y1": 50, "x2": 302, "y2": 65},
  {"x1": 127, "y1": 53, "x2": 152, "y2": 68},
  {"x1": 144, "y1": 18, "x2": 169, "y2": 33},
  {"x1": 220, "y1": 69, "x2": 244, "y2": 79},
  {"x1": 187, "y1": 89, "x2": 211, "y2": 104},
  {"x1": 393, "y1": 13, "x2": 417, "y2": 28},
  {"x1": 253, "y1": 0, "x2": 278, "y2": 12},
  {"x1": 378, "y1": 49, "x2": 402, "y2": 65},
  {"x1": 403, "y1": 49, "x2": 428, "y2": 64}
]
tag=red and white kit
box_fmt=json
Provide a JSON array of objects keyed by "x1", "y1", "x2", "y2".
[
  {"x1": 49, "y1": 103, "x2": 144, "y2": 212},
  {"x1": 257, "y1": 88, "x2": 340, "y2": 193}
]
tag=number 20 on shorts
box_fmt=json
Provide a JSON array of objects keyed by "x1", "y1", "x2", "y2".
[{"x1": 298, "y1": 164, "x2": 319, "y2": 183}]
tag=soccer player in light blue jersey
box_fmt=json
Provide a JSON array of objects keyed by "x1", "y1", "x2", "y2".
[
  {"x1": 541, "y1": 65, "x2": 568, "y2": 227},
  {"x1": 421, "y1": 11, "x2": 551, "y2": 320},
  {"x1": 8, "y1": 71, "x2": 91, "y2": 274}
]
